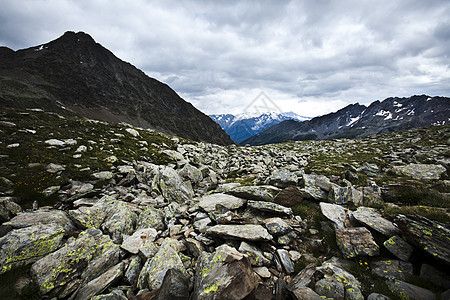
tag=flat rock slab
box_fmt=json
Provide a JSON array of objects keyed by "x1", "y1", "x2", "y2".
[
  {"x1": 371, "y1": 259, "x2": 413, "y2": 280},
  {"x1": 206, "y1": 224, "x2": 273, "y2": 242},
  {"x1": 247, "y1": 200, "x2": 292, "y2": 216},
  {"x1": 395, "y1": 214, "x2": 450, "y2": 266},
  {"x1": 387, "y1": 279, "x2": 436, "y2": 300},
  {"x1": 319, "y1": 202, "x2": 349, "y2": 229},
  {"x1": 273, "y1": 186, "x2": 305, "y2": 207},
  {"x1": 227, "y1": 185, "x2": 280, "y2": 202},
  {"x1": 392, "y1": 163, "x2": 446, "y2": 180},
  {"x1": 383, "y1": 235, "x2": 414, "y2": 261},
  {"x1": 120, "y1": 228, "x2": 158, "y2": 254},
  {"x1": 0, "y1": 223, "x2": 65, "y2": 274},
  {"x1": 352, "y1": 207, "x2": 399, "y2": 236},
  {"x1": 198, "y1": 193, "x2": 246, "y2": 212},
  {"x1": 336, "y1": 227, "x2": 380, "y2": 259}
]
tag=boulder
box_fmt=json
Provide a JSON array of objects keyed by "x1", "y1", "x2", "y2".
[
  {"x1": 289, "y1": 286, "x2": 323, "y2": 300},
  {"x1": 185, "y1": 238, "x2": 205, "y2": 258},
  {"x1": 0, "y1": 197, "x2": 22, "y2": 223},
  {"x1": 74, "y1": 262, "x2": 124, "y2": 300},
  {"x1": 100, "y1": 197, "x2": 138, "y2": 243},
  {"x1": 198, "y1": 193, "x2": 246, "y2": 212},
  {"x1": 360, "y1": 182, "x2": 383, "y2": 206},
  {"x1": 301, "y1": 174, "x2": 329, "y2": 200},
  {"x1": 31, "y1": 228, "x2": 120, "y2": 295},
  {"x1": 266, "y1": 168, "x2": 298, "y2": 188},
  {"x1": 392, "y1": 163, "x2": 446, "y2": 180},
  {"x1": 264, "y1": 217, "x2": 292, "y2": 236},
  {"x1": 315, "y1": 276, "x2": 345, "y2": 300},
  {"x1": 273, "y1": 186, "x2": 305, "y2": 207},
  {"x1": 0, "y1": 224, "x2": 65, "y2": 274},
  {"x1": 370, "y1": 260, "x2": 413, "y2": 280},
  {"x1": 367, "y1": 293, "x2": 392, "y2": 300},
  {"x1": 92, "y1": 171, "x2": 114, "y2": 180},
  {"x1": 335, "y1": 227, "x2": 380, "y2": 259},
  {"x1": 395, "y1": 214, "x2": 450, "y2": 266},
  {"x1": 383, "y1": 235, "x2": 414, "y2": 261},
  {"x1": 154, "y1": 166, "x2": 194, "y2": 203},
  {"x1": 192, "y1": 244, "x2": 258, "y2": 300},
  {"x1": 319, "y1": 202, "x2": 349, "y2": 230},
  {"x1": 137, "y1": 207, "x2": 165, "y2": 231},
  {"x1": 178, "y1": 164, "x2": 203, "y2": 184},
  {"x1": 206, "y1": 224, "x2": 273, "y2": 242},
  {"x1": 227, "y1": 185, "x2": 280, "y2": 202},
  {"x1": 238, "y1": 241, "x2": 270, "y2": 267},
  {"x1": 288, "y1": 263, "x2": 317, "y2": 290},
  {"x1": 276, "y1": 249, "x2": 295, "y2": 274},
  {"x1": 328, "y1": 185, "x2": 363, "y2": 205},
  {"x1": 420, "y1": 264, "x2": 450, "y2": 290},
  {"x1": 156, "y1": 268, "x2": 190, "y2": 300},
  {"x1": 121, "y1": 228, "x2": 158, "y2": 254},
  {"x1": 352, "y1": 207, "x2": 399, "y2": 236},
  {"x1": 68, "y1": 204, "x2": 107, "y2": 229},
  {"x1": 387, "y1": 279, "x2": 436, "y2": 300},
  {"x1": 247, "y1": 200, "x2": 292, "y2": 216},
  {"x1": 124, "y1": 256, "x2": 142, "y2": 285},
  {"x1": 137, "y1": 238, "x2": 186, "y2": 290}
]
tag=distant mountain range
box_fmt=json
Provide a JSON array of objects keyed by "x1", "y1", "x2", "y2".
[
  {"x1": 0, "y1": 31, "x2": 233, "y2": 145},
  {"x1": 242, "y1": 95, "x2": 450, "y2": 145},
  {"x1": 209, "y1": 112, "x2": 310, "y2": 143}
]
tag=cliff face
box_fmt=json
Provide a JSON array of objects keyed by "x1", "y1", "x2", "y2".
[{"x1": 0, "y1": 31, "x2": 233, "y2": 145}]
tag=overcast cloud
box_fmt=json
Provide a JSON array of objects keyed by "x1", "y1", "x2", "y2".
[{"x1": 1, "y1": 0, "x2": 449, "y2": 116}]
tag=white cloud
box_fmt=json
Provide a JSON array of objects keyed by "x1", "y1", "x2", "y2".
[{"x1": 0, "y1": 0, "x2": 449, "y2": 117}]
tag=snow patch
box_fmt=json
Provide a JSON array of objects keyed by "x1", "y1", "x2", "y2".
[
  {"x1": 34, "y1": 45, "x2": 44, "y2": 51},
  {"x1": 346, "y1": 116, "x2": 361, "y2": 127},
  {"x1": 393, "y1": 101, "x2": 403, "y2": 108}
]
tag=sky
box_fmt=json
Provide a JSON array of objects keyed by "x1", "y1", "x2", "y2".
[{"x1": 1, "y1": 0, "x2": 449, "y2": 117}]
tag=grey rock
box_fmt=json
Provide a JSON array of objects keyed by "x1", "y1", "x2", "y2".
[
  {"x1": 253, "y1": 266, "x2": 271, "y2": 278},
  {"x1": 273, "y1": 186, "x2": 305, "y2": 207},
  {"x1": 352, "y1": 207, "x2": 399, "y2": 236},
  {"x1": 288, "y1": 263, "x2": 317, "y2": 290},
  {"x1": 185, "y1": 238, "x2": 204, "y2": 258},
  {"x1": 420, "y1": 264, "x2": 450, "y2": 290},
  {"x1": 92, "y1": 171, "x2": 114, "y2": 180},
  {"x1": 206, "y1": 224, "x2": 273, "y2": 242},
  {"x1": 266, "y1": 168, "x2": 298, "y2": 188},
  {"x1": 91, "y1": 290, "x2": 127, "y2": 300},
  {"x1": 31, "y1": 228, "x2": 120, "y2": 295},
  {"x1": 367, "y1": 293, "x2": 392, "y2": 300},
  {"x1": 328, "y1": 184, "x2": 363, "y2": 205},
  {"x1": 44, "y1": 139, "x2": 65, "y2": 146},
  {"x1": 301, "y1": 174, "x2": 329, "y2": 200},
  {"x1": 393, "y1": 163, "x2": 446, "y2": 180},
  {"x1": 192, "y1": 244, "x2": 258, "y2": 300},
  {"x1": 227, "y1": 185, "x2": 280, "y2": 202},
  {"x1": 137, "y1": 206, "x2": 165, "y2": 231},
  {"x1": 264, "y1": 217, "x2": 292, "y2": 236},
  {"x1": 0, "y1": 223, "x2": 65, "y2": 274},
  {"x1": 360, "y1": 182, "x2": 383, "y2": 206},
  {"x1": 178, "y1": 163, "x2": 203, "y2": 184},
  {"x1": 198, "y1": 193, "x2": 246, "y2": 212},
  {"x1": 387, "y1": 279, "x2": 436, "y2": 300},
  {"x1": 247, "y1": 200, "x2": 292, "y2": 216},
  {"x1": 100, "y1": 197, "x2": 139, "y2": 243},
  {"x1": 154, "y1": 166, "x2": 194, "y2": 203},
  {"x1": 0, "y1": 197, "x2": 22, "y2": 223},
  {"x1": 137, "y1": 238, "x2": 186, "y2": 290},
  {"x1": 156, "y1": 268, "x2": 190, "y2": 300},
  {"x1": 315, "y1": 276, "x2": 345, "y2": 300},
  {"x1": 335, "y1": 227, "x2": 380, "y2": 259},
  {"x1": 371, "y1": 259, "x2": 413, "y2": 280},
  {"x1": 383, "y1": 235, "x2": 414, "y2": 261},
  {"x1": 139, "y1": 242, "x2": 159, "y2": 258},
  {"x1": 124, "y1": 256, "x2": 142, "y2": 285},
  {"x1": 319, "y1": 202, "x2": 349, "y2": 230},
  {"x1": 238, "y1": 241, "x2": 270, "y2": 267},
  {"x1": 46, "y1": 163, "x2": 65, "y2": 173},
  {"x1": 276, "y1": 249, "x2": 295, "y2": 274},
  {"x1": 120, "y1": 228, "x2": 158, "y2": 254},
  {"x1": 74, "y1": 262, "x2": 124, "y2": 300},
  {"x1": 193, "y1": 217, "x2": 212, "y2": 233},
  {"x1": 357, "y1": 163, "x2": 380, "y2": 177},
  {"x1": 289, "y1": 286, "x2": 323, "y2": 300}
]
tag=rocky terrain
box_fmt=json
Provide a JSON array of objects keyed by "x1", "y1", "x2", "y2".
[
  {"x1": 0, "y1": 31, "x2": 233, "y2": 145},
  {"x1": 0, "y1": 107, "x2": 449, "y2": 299},
  {"x1": 243, "y1": 95, "x2": 450, "y2": 145}
]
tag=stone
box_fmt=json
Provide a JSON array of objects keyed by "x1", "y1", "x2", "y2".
[
  {"x1": 117, "y1": 165, "x2": 135, "y2": 174},
  {"x1": 319, "y1": 202, "x2": 349, "y2": 230},
  {"x1": 315, "y1": 276, "x2": 345, "y2": 300},
  {"x1": 192, "y1": 244, "x2": 258, "y2": 300},
  {"x1": 92, "y1": 171, "x2": 114, "y2": 180},
  {"x1": 198, "y1": 193, "x2": 246, "y2": 212},
  {"x1": 266, "y1": 168, "x2": 299, "y2": 188},
  {"x1": 383, "y1": 235, "x2": 414, "y2": 261},
  {"x1": 227, "y1": 185, "x2": 280, "y2": 202},
  {"x1": 193, "y1": 217, "x2": 212, "y2": 233},
  {"x1": 68, "y1": 205, "x2": 106, "y2": 229},
  {"x1": 387, "y1": 279, "x2": 436, "y2": 300},
  {"x1": 74, "y1": 262, "x2": 124, "y2": 300},
  {"x1": 92, "y1": 290, "x2": 127, "y2": 300},
  {"x1": 0, "y1": 197, "x2": 22, "y2": 223},
  {"x1": 276, "y1": 249, "x2": 295, "y2": 274},
  {"x1": 328, "y1": 185, "x2": 363, "y2": 205},
  {"x1": 352, "y1": 207, "x2": 399, "y2": 236},
  {"x1": 264, "y1": 217, "x2": 292, "y2": 236},
  {"x1": 367, "y1": 293, "x2": 392, "y2": 300},
  {"x1": 44, "y1": 139, "x2": 65, "y2": 146},
  {"x1": 247, "y1": 200, "x2": 292, "y2": 216},
  {"x1": 393, "y1": 163, "x2": 446, "y2": 180},
  {"x1": 100, "y1": 197, "x2": 138, "y2": 244},
  {"x1": 301, "y1": 174, "x2": 329, "y2": 200},
  {"x1": 371, "y1": 260, "x2": 413, "y2": 280},
  {"x1": 288, "y1": 263, "x2": 317, "y2": 290},
  {"x1": 420, "y1": 264, "x2": 450, "y2": 290},
  {"x1": 139, "y1": 242, "x2": 159, "y2": 258},
  {"x1": 137, "y1": 238, "x2": 186, "y2": 290},
  {"x1": 0, "y1": 224, "x2": 65, "y2": 274},
  {"x1": 253, "y1": 266, "x2": 271, "y2": 278},
  {"x1": 185, "y1": 238, "x2": 204, "y2": 258},
  {"x1": 137, "y1": 207, "x2": 165, "y2": 231},
  {"x1": 31, "y1": 228, "x2": 120, "y2": 295},
  {"x1": 156, "y1": 268, "x2": 190, "y2": 300},
  {"x1": 360, "y1": 182, "x2": 383, "y2": 206},
  {"x1": 154, "y1": 166, "x2": 194, "y2": 204},
  {"x1": 357, "y1": 163, "x2": 380, "y2": 177},
  {"x1": 289, "y1": 286, "x2": 323, "y2": 300},
  {"x1": 125, "y1": 128, "x2": 140, "y2": 137},
  {"x1": 273, "y1": 186, "x2": 305, "y2": 207},
  {"x1": 46, "y1": 163, "x2": 65, "y2": 173},
  {"x1": 178, "y1": 163, "x2": 203, "y2": 184},
  {"x1": 206, "y1": 224, "x2": 273, "y2": 242},
  {"x1": 238, "y1": 241, "x2": 270, "y2": 267},
  {"x1": 395, "y1": 214, "x2": 450, "y2": 266},
  {"x1": 335, "y1": 227, "x2": 380, "y2": 258},
  {"x1": 124, "y1": 256, "x2": 142, "y2": 285},
  {"x1": 121, "y1": 228, "x2": 158, "y2": 254}
]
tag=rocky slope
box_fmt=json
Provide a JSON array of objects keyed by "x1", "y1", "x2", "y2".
[
  {"x1": 210, "y1": 112, "x2": 310, "y2": 144},
  {"x1": 0, "y1": 107, "x2": 449, "y2": 299},
  {"x1": 0, "y1": 31, "x2": 233, "y2": 145},
  {"x1": 243, "y1": 95, "x2": 450, "y2": 145}
]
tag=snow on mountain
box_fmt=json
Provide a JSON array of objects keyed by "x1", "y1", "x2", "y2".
[{"x1": 209, "y1": 111, "x2": 310, "y2": 143}]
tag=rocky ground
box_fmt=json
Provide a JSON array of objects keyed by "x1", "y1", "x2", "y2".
[{"x1": 0, "y1": 107, "x2": 449, "y2": 300}]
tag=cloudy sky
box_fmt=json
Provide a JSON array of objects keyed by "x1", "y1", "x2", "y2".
[{"x1": 1, "y1": 0, "x2": 449, "y2": 117}]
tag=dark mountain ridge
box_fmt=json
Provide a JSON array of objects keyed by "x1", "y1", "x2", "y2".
[
  {"x1": 242, "y1": 95, "x2": 450, "y2": 145},
  {"x1": 0, "y1": 31, "x2": 233, "y2": 145}
]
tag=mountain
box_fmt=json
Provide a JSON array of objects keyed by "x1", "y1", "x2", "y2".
[
  {"x1": 209, "y1": 111, "x2": 310, "y2": 143},
  {"x1": 0, "y1": 31, "x2": 233, "y2": 145},
  {"x1": 242, "y1": 95, "x2": 450, "y2": 145}
]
